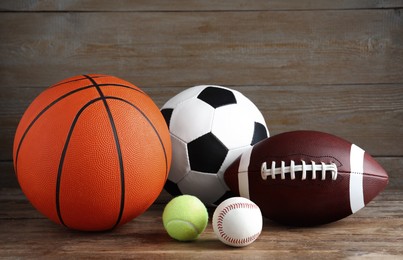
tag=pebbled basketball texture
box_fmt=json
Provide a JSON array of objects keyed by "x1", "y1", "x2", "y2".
[
  {"x1": 13, "y1": 74, "x2": 172, "y2": 231},
  {"x1": 224, "y1": 130, "x2": 388, "y2": 226}
]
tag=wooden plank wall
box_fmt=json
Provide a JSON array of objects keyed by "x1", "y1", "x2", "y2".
[{"x1": 1, "y1": 1, "x2": 402, "y2": 190}]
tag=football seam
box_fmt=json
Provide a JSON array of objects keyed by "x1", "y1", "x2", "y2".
[
  {"x1": 256, "y1": 154, "x2": 343, "y2": 167},
  {"x1": 244, "y1": 170, "x2": 388, "y2": 180},
  {"x1": 340, "y1": 170, "x2": 388, "y2": 179}
]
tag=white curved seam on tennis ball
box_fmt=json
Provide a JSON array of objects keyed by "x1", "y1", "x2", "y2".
[{"x1": 167, "y1": 219, "x2": 201, "y2": 234}]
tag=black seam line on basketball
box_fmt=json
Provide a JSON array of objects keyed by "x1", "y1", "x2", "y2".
[
  {"x1": 50, "y1": 80, "x2": 146, "y2": 96},
  {"x1": 56, "y1": 97, "x2": 104, "y2": 228},
  {"x1": 14, "y1": 82, "x2": 145, "y2": 181},
  {"x1": 103, "y1": 96, "x2": 170, "y2": 180},
  {"x1": 14, "y1": 84, "x2": 94, "y2": 181},
  {"x1": 98, "y1": 83, "x2": 146, "y2": 95},
  {"x1": 83, "y1": 75, "x2": 125, "y2": 230},
  {"x1": 48, "y1": 75, "x2": 107, "y2": 89}
]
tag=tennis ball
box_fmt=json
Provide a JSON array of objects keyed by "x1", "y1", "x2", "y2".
[{"x1": 162, "y1": 195, "x2": 208, "y2": 241}]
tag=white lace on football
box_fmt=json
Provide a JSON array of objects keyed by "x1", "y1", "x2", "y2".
[{"x1": 261, "y1": 160, "x2": 338, "y2": 180}]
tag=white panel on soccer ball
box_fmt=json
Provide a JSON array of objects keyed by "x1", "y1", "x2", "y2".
[
  {"x1": 233, "y1": 91, "x2": 267, "y2": 127},
  {"x1": 178, "y1": 171, "x2": 227, "y2": 205},
  {"x1": 212, "y1": 104, "x2": 256, "y2": 150},
  {"x1": 170, "y1": 98, "x2": 215, "y2": 143},
  {"x1": 168, "y1": 135, "x2": 190, "y2": 183},
  {"x1": 161, "y1": 85, "x2": 208, "y2": 109}
]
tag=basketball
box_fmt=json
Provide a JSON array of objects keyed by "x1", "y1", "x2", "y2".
[{"x1": 13, "y1": 74, "x2": 172, "y2": 231}]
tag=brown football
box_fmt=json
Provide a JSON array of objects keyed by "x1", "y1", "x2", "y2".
[{"x1": 224, "y1": 130, "x2": 388, "y2": 226}]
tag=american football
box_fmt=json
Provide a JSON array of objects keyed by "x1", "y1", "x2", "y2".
[{"x1": 224, "y1": 130, "x2": 388, "y2": 226}]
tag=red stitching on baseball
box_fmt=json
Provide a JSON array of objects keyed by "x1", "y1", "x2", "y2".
[{"x1": 216, "y1": 202, "x2": 260, "y2": 245}]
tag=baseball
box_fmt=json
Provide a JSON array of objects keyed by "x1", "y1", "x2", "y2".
[{"x1": 212, "y1": 197, "x2": 263, "y2": 247}]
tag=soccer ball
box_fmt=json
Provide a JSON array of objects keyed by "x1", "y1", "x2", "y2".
[{"x1": 161, "y1": 85, "x2": 269, "y2": 206}]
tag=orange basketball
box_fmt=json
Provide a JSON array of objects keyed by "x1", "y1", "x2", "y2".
[{"x1": 13, "y1": 74, "x2": 172, "y2": 231}]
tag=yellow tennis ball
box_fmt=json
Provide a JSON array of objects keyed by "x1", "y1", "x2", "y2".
[{"x1": 162, "y1": 195, "x2": 208, "y2": 241}]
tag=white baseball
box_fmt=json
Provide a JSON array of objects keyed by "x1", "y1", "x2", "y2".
[{"x1": 212, "y1": 197, "x2": 263, "y2": 247}]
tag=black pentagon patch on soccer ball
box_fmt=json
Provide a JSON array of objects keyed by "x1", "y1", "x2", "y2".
[
  {"x1": 164, "y1": 179, "x2": 183, "y2": 197},
  {"x1": 197, "y1": 87, "x2": 237, "y2": 108},
  {"x1": 160, "y1": 108, "x2": 173, "y2": 128},
  {"x1": 251, "y1": 122, "x2": 268, "y2": 145},
  {"x1": 187, "y1": 132, "x2": 229, "y2": 173}
]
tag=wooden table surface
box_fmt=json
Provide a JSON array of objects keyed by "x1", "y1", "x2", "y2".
[{"x1": 1, "y1": 188, "x2": 402, "y2": 259}]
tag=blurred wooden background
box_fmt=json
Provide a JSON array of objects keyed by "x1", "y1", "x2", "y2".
[{"x1": 0, "y1": 1, "x2": 402, "y2": 190}]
